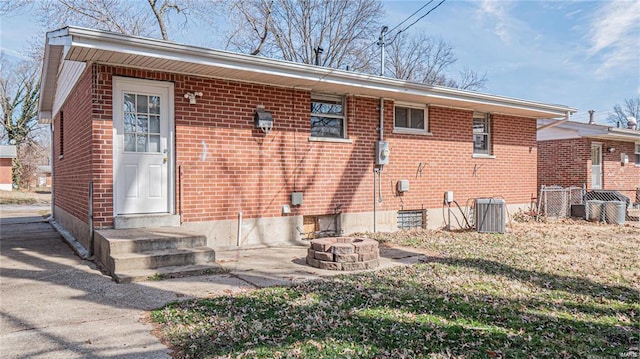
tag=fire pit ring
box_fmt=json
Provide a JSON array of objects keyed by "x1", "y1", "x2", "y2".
[{"x1": 306, "y1": 237, "x2": 379, "y2": 271}]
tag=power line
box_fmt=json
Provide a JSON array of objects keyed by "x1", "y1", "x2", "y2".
[
  {"x1": 387, "y1": 1, "x2": 434, "y2": 35},
  {"x1": 387, "y1": 0, "x2": 446, "y2": 45}
]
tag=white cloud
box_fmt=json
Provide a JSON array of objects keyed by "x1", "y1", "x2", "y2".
[
  {"x1": 478, "y1": 0, "x2": 513, "y2": 44},
  {"x1": 587, "y1": 1, "x2": 640, "y2": 77}
]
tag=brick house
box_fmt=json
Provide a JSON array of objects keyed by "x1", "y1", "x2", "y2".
[
  {"x1": 0, "y1": 145, "x2": 17, "y2": 191},
  {"x1": 537, "y1": 119, "x2": 640, "y2": 201},
  {"x1": 38, "y1": 27, "x2": 576, "y2": 267}
]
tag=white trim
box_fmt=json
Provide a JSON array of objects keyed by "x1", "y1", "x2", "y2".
[
  {"x1": 112, "y1": 77, "x2": 175, "y2": 216},
  {"x1": 473, "y1": 112, "x2": 491, "y2": 155},
  {"x1": 308, "y1": 137, "x2": 353, "y2": 144},
  {"x1": 472, "y1": 154, "x2": 496, "y2": 159},
  {"x1": 393, "y1": 103, "x2": 428, "y2": 133},
  {"x1": 39, "y1": 26, "x2": 577, "y2": 124},
  {"x1": 393, "y1": 129, "x2": 433, "y2": 136},
  {"x1": 311, "y1": 93, "x2": 347, "y2": 139}
]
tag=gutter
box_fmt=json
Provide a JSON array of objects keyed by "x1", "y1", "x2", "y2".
[{"x1": 40, "y1": 26, "x2": 577, "y2": 119}]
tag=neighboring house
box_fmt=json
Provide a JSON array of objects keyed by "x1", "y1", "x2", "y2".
[
  {"x1": 0, "y1": 145, "x2": 17, "y2": 191},
  {"x1": 36, "y1": 165, "x2": 52, "y2": 188},
  {"x1": 38, "y1": 27, "x2": 576, "y2": 262},
  {"x1": 537, "y1": 119, "x2": 640, "y2": 201}
]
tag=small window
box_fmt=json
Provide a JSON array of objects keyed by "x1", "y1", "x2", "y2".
[
  {"x1": 311, "y1": 94, "x2": 346, "y2": 139},
  {"x1": 397, "y1": 210, "x2": 426, "y2": 229},
  {"x1": 635, "y1": 143, "x2": 640, "y2": 165},
  {"x1": 473, "y1": 112, "x2": 491, "y2": 155},
  {"x1": 59, "y1": 111, "x2": 64, "y2": 157},
  {"x1": 394, "y1": 104, "x2": 427, "y2": 132}
]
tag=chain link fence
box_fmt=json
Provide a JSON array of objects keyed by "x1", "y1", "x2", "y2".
[
  {"x1": 537, "y1": 185, "x2": 640, "y2": 226},
  {"x1": 537, "y1": 185, "x2": 585, "y2": 219}
]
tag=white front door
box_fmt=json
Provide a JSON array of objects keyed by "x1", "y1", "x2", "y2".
[
  {"x1": 113, "y1": 77, "x2": 174, "y2": 215},
  {"x1": 591, "y1": 143, "x2": 602, "y2": 189}
]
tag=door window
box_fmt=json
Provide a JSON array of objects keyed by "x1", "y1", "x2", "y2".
[{"x1": 123, "y1": 93, "x2": 161, "y2": 152}]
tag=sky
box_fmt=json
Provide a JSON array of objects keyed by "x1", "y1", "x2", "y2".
[{"x1": 1, "y1": 0, "x2": 639, "y2": 124}]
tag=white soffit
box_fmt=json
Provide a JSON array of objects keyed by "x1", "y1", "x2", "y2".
[{"x1": 40, "y1": 26, "x2": 577, "y2": 120}]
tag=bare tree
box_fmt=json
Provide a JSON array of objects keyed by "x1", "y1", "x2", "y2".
[
  {"x1": 224, "y1": 0, "x2": 383, "y2": 72},
  {"x1": 386, "y1": 33, "x2": 486, "y2": 91},
  {"x1": 38, "y1": 0, "x2": 192, "y2": 40},
  {"x1": 0, "y1": 55, "x2": 50, "y2": 189},
  {"x1": 606, "y1": 97, "x2": 640, "y2": 128},
  {"x1": 14, "y1": 139, "x2": 49, "y2": 190},
  {"x1": 0, "y1": 56, "x2": 40, "y2": 146}
]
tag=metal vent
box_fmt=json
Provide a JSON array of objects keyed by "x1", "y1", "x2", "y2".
[{"x1": 475, "y1": 198, "x2": 506, "y2": 233}]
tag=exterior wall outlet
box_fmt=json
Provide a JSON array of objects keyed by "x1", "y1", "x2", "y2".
[
  {"x1": 282, "y1": 204, "x2": 291, "y2": 214},
  {"x1": 291, "y1": 192, "x2": 303, "y2": 206},
  {"x1": 397, "y1": 179, "x2": 409, "y2": 192}
]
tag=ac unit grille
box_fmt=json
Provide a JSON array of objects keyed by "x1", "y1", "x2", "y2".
[{"x1": 475, "y1": 198, "x2": 506, "y2": 233}]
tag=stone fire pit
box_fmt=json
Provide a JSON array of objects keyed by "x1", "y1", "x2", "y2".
[{"x1": 306, "y1": 237, "x2": 379, "y2": 271}]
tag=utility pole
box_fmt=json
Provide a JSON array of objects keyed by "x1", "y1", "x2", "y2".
[{"x1": 378, "y1": 26, "x2": 388, "y2": 76}]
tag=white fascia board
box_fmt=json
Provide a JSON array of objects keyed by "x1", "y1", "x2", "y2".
[{"x1": 61, "y1": 26, "x2": 576, "y2": 119}]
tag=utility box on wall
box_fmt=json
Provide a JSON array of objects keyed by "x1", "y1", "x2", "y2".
[
  {"x1": 375, "y1": 141, "x2": 390, "y2": 165},
  {"x1": 397, "y1": 180, "x2": 409, "y2": 192}
]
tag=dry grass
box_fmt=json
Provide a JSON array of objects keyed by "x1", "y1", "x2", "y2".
[
  {"x1": 152, "y1": 220, "x2": 640, "y2": 358},
  {"x1": 0, "y1": 190, "x2": 51, "y2": 204}
]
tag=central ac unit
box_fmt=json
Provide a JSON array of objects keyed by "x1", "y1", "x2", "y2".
[{"x1": 475, "y1": 198, "x2": 506, "y2": 233}]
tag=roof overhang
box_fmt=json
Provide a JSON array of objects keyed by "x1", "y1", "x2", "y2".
[
  {"x1": 537, "y1": 119, "x2": 640, "y2": 142},
  {"x1": 39, "y1": 26, "x2": 577, "y2": 122}
]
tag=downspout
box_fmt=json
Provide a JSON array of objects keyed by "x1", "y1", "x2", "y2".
[
  {"x1": 88, "y1": 181, "x2": 94, "y2": 257},
  {"x1": 374, "y1": 98, "x2": 385, "y2": 233},
  {"x1": 49, "y1": 123, "x2": 54, "y2": 219}
]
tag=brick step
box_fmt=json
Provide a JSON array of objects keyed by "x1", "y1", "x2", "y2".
[
  {"x1": 97, "y1": 228, "x2": 207, "y2": 254},
  {"x1": 109, "y1": 246, "x2": 216, "y2": 272},
  {"x1": 113, "y1": 263, "x2": 226, "y2": 283}
]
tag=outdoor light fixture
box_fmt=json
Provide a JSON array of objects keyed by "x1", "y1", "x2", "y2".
[
  {"x1": 607, "y1": 147, "x2": 615, "y2": 153},
  {"x1": 184, "y1": 91, "x2": 203, "y2": 104},
  {"x1": 254, "y1": 105, "x2": 273, "y2": 134}
]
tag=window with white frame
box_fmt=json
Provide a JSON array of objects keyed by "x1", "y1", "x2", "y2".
[
  {"x1": 635, "y1": 143, "x2": 640, "y2": 165},
  {"x1": 473, "y1": 112, "x2": 491, "y2": 155},
  {"x1": 311, "y1": 94, "x2": 346, "y2": 139},
  {"x1": 394, "y1": 104, "x2": 428, "y2": 132}
]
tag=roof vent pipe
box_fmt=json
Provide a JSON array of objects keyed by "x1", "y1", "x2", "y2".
[
  {"x1": 627, "y1": 116, "x2": 637, "y2": 130},
  {"x1": 314, "y1": 47, "x2": 324, "y2": 66},
  {"x1": 588, "y1": 110, "x2": 595, "y2": 124}
]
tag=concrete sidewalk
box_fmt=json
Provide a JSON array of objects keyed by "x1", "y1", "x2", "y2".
[{"x1": 0, "y1": 205, "x2": 427, "y2": 358}]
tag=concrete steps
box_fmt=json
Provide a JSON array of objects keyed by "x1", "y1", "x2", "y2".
[
  {"x1": 114, "y1": 263, "x2": 226, "y2": 283},
  {"x1": 94, "y1": 227, "x2": 218, "y2": 283}
]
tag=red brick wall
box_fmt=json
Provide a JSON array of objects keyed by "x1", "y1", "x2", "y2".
[
  {"x1": 0, "y1": 158, "x2": 12, "y2": 185},
  {"x1": 601, "y1": 140, "x2": 640, "y2": 199},
  {"x1": 537, "y1": 138, "x2": 589, "y2": 188},
  {"x1": 53, "y1": 68, "x2": 94, "y2": 223},
  {"x1": 382, "y1": 110, "x2": 538, "y2": 212},
  {"x1": 60, "y1": 65, "x2": 540, "y2": 228},
  {"x1": 538, "y1": 137, "x2": 640, "y2": 199}
]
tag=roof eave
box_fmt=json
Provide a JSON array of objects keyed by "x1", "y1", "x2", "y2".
[{"x1": 42, "y1": 26, "x2": 577, "y2": 120}]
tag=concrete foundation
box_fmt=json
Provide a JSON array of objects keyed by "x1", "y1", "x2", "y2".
[{"x1": 53, "y1": 205, "x2": 90, "y2": 250}]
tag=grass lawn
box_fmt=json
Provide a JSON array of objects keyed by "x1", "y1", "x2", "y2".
[{"x1": 151, "y1": 220, "x2": 639, "y2": 358}]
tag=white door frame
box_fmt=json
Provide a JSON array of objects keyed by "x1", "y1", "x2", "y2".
[
  {"x1": 112, "y1": 76, "x2": 175, "y2": 216},
  {"x1": 591, "y1": 142, "x2": 602, "y2": 189}
]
